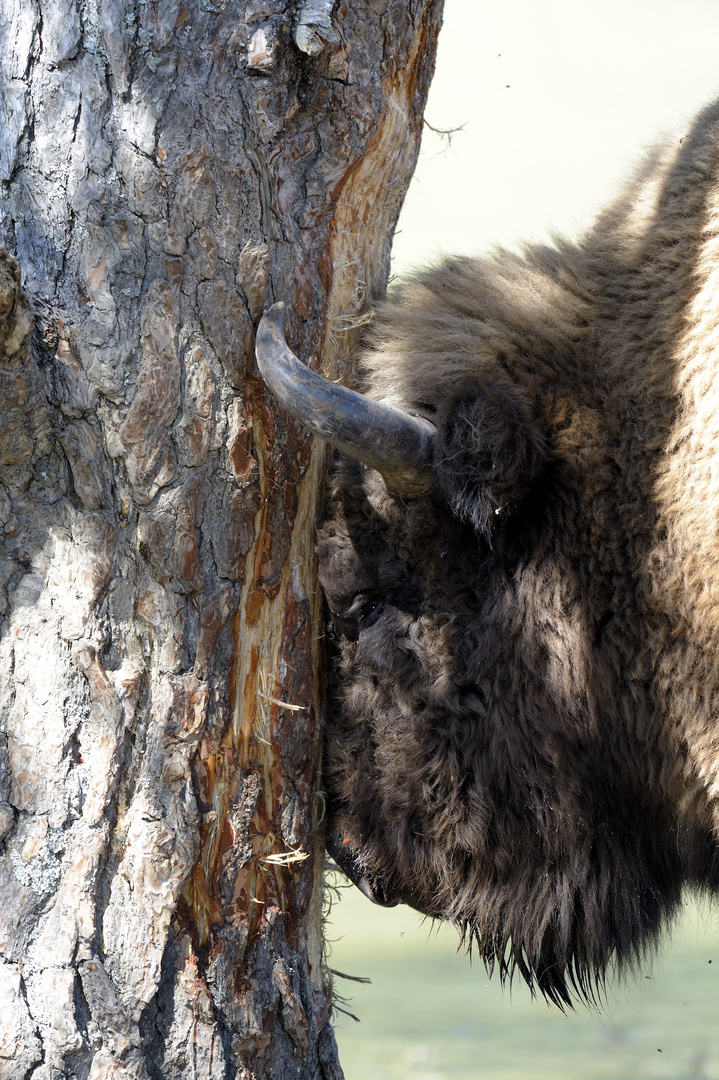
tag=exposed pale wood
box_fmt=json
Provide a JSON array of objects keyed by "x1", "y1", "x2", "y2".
[{"x1": 0, "y1": 1, "x2": 443, "y2": 1076}]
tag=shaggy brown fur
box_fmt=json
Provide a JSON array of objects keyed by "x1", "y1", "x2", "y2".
[{"x1": 316, "y1": 99, "x2": 719, "y2": 1007}]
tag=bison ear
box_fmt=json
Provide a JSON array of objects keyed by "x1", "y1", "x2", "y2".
[{"x1": 433, "y1": 380, "x2": 548, "y2": 537}]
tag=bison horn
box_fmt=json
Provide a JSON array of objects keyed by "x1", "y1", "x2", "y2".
[{"x1": 255, "y1": 302, "x2": 435, "y2": 496}]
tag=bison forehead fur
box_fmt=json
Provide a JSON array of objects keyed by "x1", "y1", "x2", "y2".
[{"x1": 316, "y1": 101, "x2": 719, "y2": 1007}]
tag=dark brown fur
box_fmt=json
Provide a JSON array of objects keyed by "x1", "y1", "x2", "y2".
[{"x1": 317, "y1": 100, "x2": 719, "y2": 1006}]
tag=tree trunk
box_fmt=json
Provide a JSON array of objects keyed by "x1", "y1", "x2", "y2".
[{"x1": 0, "y1": 1, "x2": 442, "y2": 1077}]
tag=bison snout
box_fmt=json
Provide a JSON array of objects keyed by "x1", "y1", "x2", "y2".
[{"x1": 326, "y1": 830, "x2": 401, "y2": 908}]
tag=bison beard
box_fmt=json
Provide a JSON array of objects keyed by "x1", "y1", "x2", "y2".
[{"x1": 259, "y1": 99, "x2": 719, "y2": 1007}]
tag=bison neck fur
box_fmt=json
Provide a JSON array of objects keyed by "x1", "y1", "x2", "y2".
[{"x1": 317, "y1": 101, "x2": 719, "y2": 1008}]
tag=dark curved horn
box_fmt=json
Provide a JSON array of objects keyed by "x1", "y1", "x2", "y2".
[{"x1": 255, "y1": 302, "x2": 435, "y2": 496}]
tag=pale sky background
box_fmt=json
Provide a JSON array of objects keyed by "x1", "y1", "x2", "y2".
[{"x1": 392, "y1": 0, "x2": 719, "y2": 275}]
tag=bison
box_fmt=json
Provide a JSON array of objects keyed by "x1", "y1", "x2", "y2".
[{"x1": 256, "y1": 99, "x2": 719, "y2": 1007}]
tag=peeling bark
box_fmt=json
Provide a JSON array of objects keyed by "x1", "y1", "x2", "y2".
[{"x1": 0, "y1": 1, "x2": 443, "y2": 1077}]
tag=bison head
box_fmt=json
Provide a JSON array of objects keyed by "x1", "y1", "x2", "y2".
[{"x1": 255, "y1": 107, "x2": 719, "y2": 1005}]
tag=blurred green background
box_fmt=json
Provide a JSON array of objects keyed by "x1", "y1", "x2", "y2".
[
  {"x1": 325, "y1": 2, "x2": 719, "y2": 1076},
  {"x1": 327, "y1": 880, "x2": 719, "y2": 1080}
]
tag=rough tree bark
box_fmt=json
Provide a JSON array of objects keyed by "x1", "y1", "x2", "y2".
[{"x1": 0, "y1": 1, "x2": 443, "y2": 1077}]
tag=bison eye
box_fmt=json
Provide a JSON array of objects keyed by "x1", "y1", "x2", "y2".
[
  {"x1": 349, "y1": 591, "x2": 385, "y2": 629},
  {"x1": 331, "y1": 591, "x2": 385, "y2": 639}
]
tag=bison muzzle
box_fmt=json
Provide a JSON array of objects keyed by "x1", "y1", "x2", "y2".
[{"x1": 256, "y1": 100, "x2": 719, "y2": 1007}]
